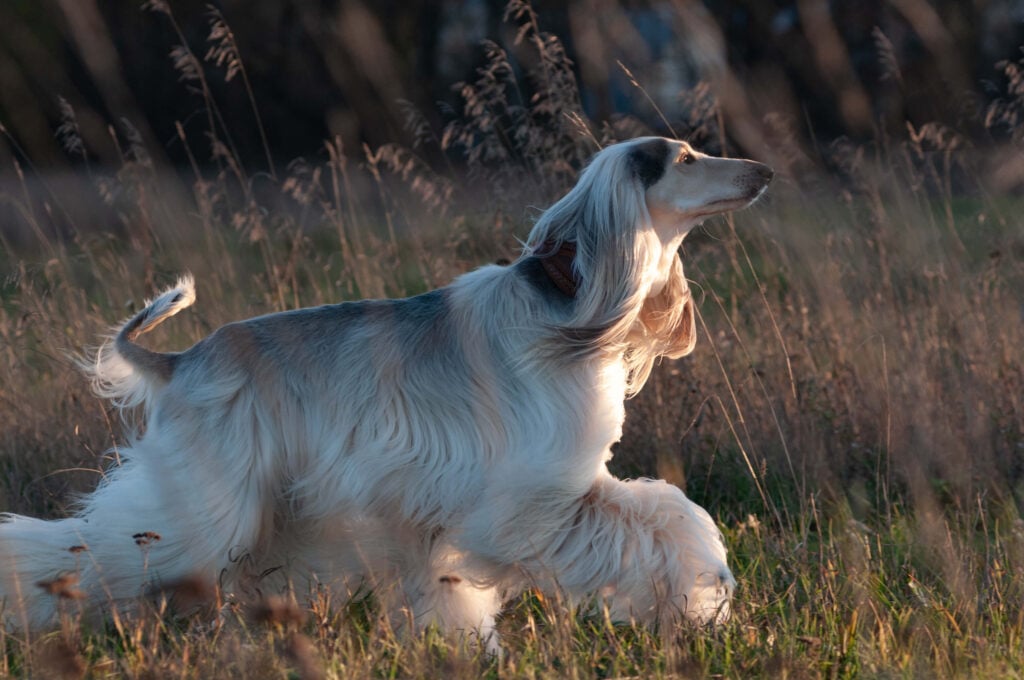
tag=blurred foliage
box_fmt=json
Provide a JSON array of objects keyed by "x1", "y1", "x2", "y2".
[{"x1": 1, "y1": 0, "x2": 1023, "y2": 173}]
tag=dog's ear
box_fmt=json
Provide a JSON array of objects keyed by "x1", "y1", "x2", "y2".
[
  {"x1": 628, "y1": 138, "x2": 671, "y2": 189},
  {"x1": 635, "y1": 252, "x2": 696, "y2": 359},
  {"x1": 662, "y1": 290, "x2": 697, "y2": 359}
]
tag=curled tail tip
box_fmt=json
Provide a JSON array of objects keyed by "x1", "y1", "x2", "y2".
[
  {"x1": 154, "y1": 273, "x2": 196, "y2": 314},
  {"x1": 127, "y1": 274, "x2": 197, "y2": 340},
  {"x1": 144, "y1": 273, "x2": 196, "y2": 311},
  {"x1": 173, "y1": 273, "x2": 196, "y2": 300}
]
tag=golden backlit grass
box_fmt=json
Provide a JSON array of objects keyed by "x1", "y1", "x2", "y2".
[{"x1": 1, "y1": 4, "x2": 1023, "y2": 678}]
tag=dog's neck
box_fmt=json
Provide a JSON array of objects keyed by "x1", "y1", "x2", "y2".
[
  {"x1": 646, "y1": 232, "x2": 687, "y2": 296},
  {"x1": 533, "y1": 222, "x2": 690, "y2": 300},
  {"x1": 533, "y1": 235, "x2": 685, "y2": 299},
  {"x1": 535, "y1": 240, "x2": 579, "y2": 297},
  {"x1": 646, "y1": 209, "x2": 698, "y2": 296}
]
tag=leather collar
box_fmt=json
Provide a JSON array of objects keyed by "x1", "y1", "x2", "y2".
[{"x1": 533, "y1": 240, "x2": 578, "y2": 297}]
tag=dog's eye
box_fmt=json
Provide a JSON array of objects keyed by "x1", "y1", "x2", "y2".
[{"x1": 680, "y1": 152, "x2": 696, "y2": 165}]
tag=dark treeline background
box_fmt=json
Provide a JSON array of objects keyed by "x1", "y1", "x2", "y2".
[{"x1": 2, "y1": 0, "x2": 1023, "y2": 174}]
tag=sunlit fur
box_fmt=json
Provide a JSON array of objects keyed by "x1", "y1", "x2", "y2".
[{"x1": 0, "y1": 137, "x2": 771, "y2": 648}]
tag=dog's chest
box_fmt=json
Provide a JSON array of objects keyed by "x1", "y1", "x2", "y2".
[{"x1": 540, "y1": 358, "x2": 628, "y2": 465}]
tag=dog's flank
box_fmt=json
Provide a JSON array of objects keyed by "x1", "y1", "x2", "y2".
[{"x1": 1, "y1": 137, "x2": 771, "y2": 646}]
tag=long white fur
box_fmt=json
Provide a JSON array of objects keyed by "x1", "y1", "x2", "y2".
[{"x1": 0, "y1": 137, "x2": 771, "y2": 645}]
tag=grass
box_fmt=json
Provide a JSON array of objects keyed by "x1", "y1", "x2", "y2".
[{"x1": 2, "y1": 2, "x2": 1024, "y2": 678}]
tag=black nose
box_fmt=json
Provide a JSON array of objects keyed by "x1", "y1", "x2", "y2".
[{"x1": 755, "y1": 163, "x2": 774, "y2": 184}]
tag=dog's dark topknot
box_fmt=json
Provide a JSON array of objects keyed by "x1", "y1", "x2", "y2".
[{"x1": 628, "y1": 138, "x2": 671, "y2": 189}]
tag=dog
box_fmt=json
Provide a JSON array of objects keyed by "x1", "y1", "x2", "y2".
[{"x1": 0, "y1": 137, "x2": 771, "y2": 646}]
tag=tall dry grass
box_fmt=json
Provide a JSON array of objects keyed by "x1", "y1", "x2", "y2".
[{"x1": 1, "y1": 2, "x2": 1023, "y2": 677}]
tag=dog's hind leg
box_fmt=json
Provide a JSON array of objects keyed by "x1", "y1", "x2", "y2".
[
  {"x1": 374, "y1": 535, "x2": 502, "y2": 653},
  {"x1": 408, "y1": 569, "x2": 502, "y2": 654}
]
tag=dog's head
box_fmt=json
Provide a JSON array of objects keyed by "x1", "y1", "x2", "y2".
[
  {"x1": 526, "y1": 137, "x2": 772, "y2": 391},
  {"x1": 628, "y1": 139, "x2": 773, "y2": 365},
  {"x1": 628, "y1": 136, "x2": 773, "y2": 240},
  {"x1": 528, "y1": 137, "x2": 772, "y2": 281}
]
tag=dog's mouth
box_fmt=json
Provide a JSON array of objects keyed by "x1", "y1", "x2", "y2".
[{"x1": 688, "y1": 186, "x2": 769, "y2": 220}]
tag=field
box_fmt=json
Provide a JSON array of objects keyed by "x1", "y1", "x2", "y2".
[{"x1": 2, "y1": 5, "x2": 1024, "y2": 679}]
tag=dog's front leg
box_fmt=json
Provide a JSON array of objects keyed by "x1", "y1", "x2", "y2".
[{"x1": 457, "y1": 469, "x2": 734, "y2": 631}]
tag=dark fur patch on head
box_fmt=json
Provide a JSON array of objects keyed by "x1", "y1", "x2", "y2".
[{"x1": 628, "y1": 138, "x2": 670, "y2": 189}]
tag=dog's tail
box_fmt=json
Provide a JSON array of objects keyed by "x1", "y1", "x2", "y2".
[
  {"x1": 82, "y1": 275, "x2": 196, "y2": 409},
  {"x1": 0, "y1": 514, "x2": 91, "y2": 630},
  {"x1": 0, "y1": 458, "x2": 208, "y2": 631}
]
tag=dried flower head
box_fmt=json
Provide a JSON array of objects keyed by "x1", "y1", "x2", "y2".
[
  {"x1": 55, "y1": 97, "x2": 85, "y2": 159},
  {"x1": 37, "y1": 573, "x2": 86, "y2": 600},
  {"x1": 133, "y1": 531, "x2": 162, "y2": 546},
  {"x1": 205, "y1": 9, "x2": 242, "y2": 82},
  {"x1": 170, "y1": 45, "x2": 202, "y2": 83}
]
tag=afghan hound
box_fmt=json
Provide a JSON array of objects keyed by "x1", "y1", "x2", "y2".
[{"x1": 0, "y1": 137, "x2": 772, "y2": 647}]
